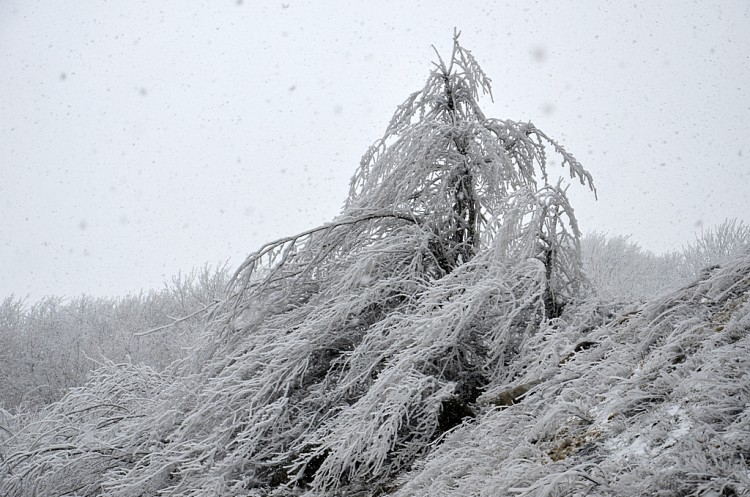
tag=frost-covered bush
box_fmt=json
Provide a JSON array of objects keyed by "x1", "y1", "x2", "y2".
[{"x1": 0, "y1": 32, "x2": 596, "y2": 496}]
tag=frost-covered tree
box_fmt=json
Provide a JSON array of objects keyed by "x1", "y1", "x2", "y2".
[
  {"x1": 678, "y1": 218, "x2": 750, "y2": 281},
  {"x1": 345, "y1": 33, "x2": 594, "y2": 289},
  {"x1": 0, "y1": 265, "x2": 229, "y2": 411},
  {"x1": 580, "y1": 232, "x2": 679, "y2": 301},
  {"x1": 0, "y1": 33, "x2": 595, "y2": 497},
  {"x1": 581, "y1": 219, "x2": 750, "y2": 302}
]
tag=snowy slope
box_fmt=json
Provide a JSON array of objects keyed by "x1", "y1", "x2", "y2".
[
  {"x1": 392, "y1": 252, "x2": 750, "y2": 497},
  {"x1": 2, "y1": 250, "x2": 748, "y2": 497}
]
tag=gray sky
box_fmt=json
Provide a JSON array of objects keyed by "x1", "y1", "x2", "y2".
[{"x1": 1, "y1": 0, "x2": 748, "y2": 300}]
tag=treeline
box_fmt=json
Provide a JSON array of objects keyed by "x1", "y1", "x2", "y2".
[
  {"x1": 0, "y1": 265, "x2": 228, "y2": 411},
  {"x1": 581, "y1": 218, "x2": 750, "y2": 301},
  {"x1": 1, "y1": 223, "x2": 747, "y2": 412}
]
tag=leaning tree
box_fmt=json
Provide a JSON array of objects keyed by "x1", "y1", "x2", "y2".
[{"x1": 1, "y1": 32, "x2": 595, "y2": 497}]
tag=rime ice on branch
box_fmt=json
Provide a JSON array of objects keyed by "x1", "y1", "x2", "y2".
[{"x1": 229, "y1": 31, "x2": 595, "y2": 315}]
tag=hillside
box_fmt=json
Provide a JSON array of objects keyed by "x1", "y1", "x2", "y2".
[
  {"x1": 390, "y1": 250, "x2": 750, "y2": 496},
  {"x1": 2, "y1": 250, "x2": 748, "y2": 496}
]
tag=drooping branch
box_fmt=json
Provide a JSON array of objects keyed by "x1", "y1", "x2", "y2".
[{"x1": 224, "y1": 211, "x2": 424, "y2": 314}]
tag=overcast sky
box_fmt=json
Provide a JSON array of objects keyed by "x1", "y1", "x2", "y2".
[{"x1": 1, "y1": 0, "x2": 748, "y2": 300}]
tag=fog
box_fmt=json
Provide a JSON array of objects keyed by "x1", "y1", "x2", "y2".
[{"x1": 2, "y1": 0, "x2": 748, "y2": 299}]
